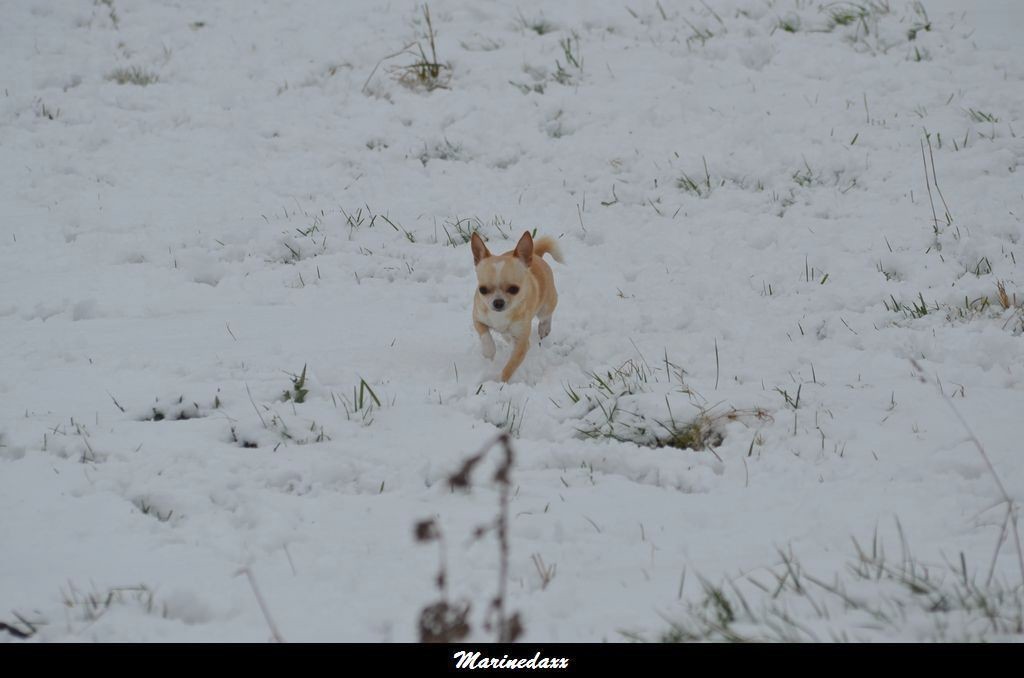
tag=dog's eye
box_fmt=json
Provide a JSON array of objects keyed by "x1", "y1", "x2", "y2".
[
  {"x1": 479, "y1": 286, "x2": 489, "y2": 295},
  {"x1": 507, "y1": 285, "x2": 520, "y2": 295}
]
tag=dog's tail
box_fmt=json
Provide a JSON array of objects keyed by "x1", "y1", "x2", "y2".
[{"x1": 534, "y1": 236, "x2": 565, "y2": 264}]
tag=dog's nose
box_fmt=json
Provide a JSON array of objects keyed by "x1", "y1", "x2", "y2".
[{"x1": 492, "y1": 299, "x2": 505, "y2": 311}]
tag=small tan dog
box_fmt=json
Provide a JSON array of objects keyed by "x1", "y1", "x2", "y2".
[{"x1": 471, "y1": 231, "x2": 564, "y2": 382}]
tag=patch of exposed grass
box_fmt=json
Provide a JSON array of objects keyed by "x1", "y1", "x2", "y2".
[
  {"x1": 34, "y1": 99, "x2": 60, "y2": 120},
  {"x1": 653, "y1": 405, "x2": 726, "y2": 452},
  {"x1": 677, "y1": 157, "x2": 713, "y2": 198},
  {"x1": 418, "y1": 138, "x2": 464, "y2": 166},
  {"x1": 133, "y1": 496, "x2": 174, "y2": 522},
  {"x1": 650, "y1": 527, "x2": 1024, "y2": 642},
  {"x1": 141, "y1": 395, "x2": 207, "y2": 422},
  {"x1": 775, "y1": 14, "x2": 801, "y2": 33},
  {"x1": 460, "y1": 35, "x2": 503, "y2": 52},
  {"x1": 242, "y1": 383, "x2": 332, "y2": 447},
  {"x1": 827, "y1": 8, "x2": 865, "y2": 29},
  {"x1": 282, "y1": 364, "x2": 309, "y2": 404},
  {"x1": 996, "y1": 280, "x2": 1017, "y2": 311},
  {"x1": 440, "y1": 214, "x2": 513, "y2": 247},
  {"x1": 967, "y1": 108, "x2": 999, "y2": 124},
  {"x1": 509, "y1": 79, "x2": 545, "y2": 95},
  {"x1": 96, "y1": 0, "x2": 119, "y2": 29},
  {"x1": 229, "y1": 426, "x2": 259, "y2": 449},
  {"x1": 683, "y1": 19, "x2": 714, "y2": 48},
  {"x1": 792, "y1": 161, "x2": 815, "y2": 188},
  {"x1": 568, "y1": 358, "x2": 767, "y2": 454},
  {"x1": 393, "y1": 5, "x2": 451, "y2": 91},
  {"x1": 61, "y1": 583, "x2": 161, "y2": 624},
  {"x1": 484, "y1": 399, "x2": 528, "y2": 438},
  {"x1": 883, "y1": 291, "x2": 938, "y2": 319},
  {"x1": 907, "y1": 1, "x2": 932, "y2": 40},
  {"x1": 332, "y1": 377, "x2": 383, "y2": 426},
  {"x1": 552, "y1": 34, "x2": 583, "y2": 85},
  {"x1": 516, "y1": 9, "x2": 557, "y2": 36},
  {"x1": 280, "y1": 216, "x2": 328, "y2": 263},
  {"x1": 881, "y1": 283, "x2": 1023, "y2": 333},
  {"x1": 107, "y1": 65, "x2": 158, "y2": 86}
]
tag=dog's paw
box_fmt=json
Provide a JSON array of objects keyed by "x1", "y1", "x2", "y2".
[{"x1": 538, "y1": 317, "x2": 551, "y2": 340}]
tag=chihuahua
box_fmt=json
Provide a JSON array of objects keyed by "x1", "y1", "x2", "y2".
[{"x1": 471, "y1": 231, "x2": 564, "y2": 382}]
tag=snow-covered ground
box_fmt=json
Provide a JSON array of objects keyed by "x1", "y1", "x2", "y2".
[{"x1": 2, "y1": 0, "x2": 1023, "y2": 642}]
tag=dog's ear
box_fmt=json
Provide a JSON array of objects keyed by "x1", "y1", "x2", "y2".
[
  {"x1": 470, "y1": 232, "x2": 491, "y2": 266},
  {"x1": 513, "y1": 231, "x2": 534, "y2": 267}
]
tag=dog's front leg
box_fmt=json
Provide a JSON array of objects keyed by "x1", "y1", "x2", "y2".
[
  {"x1": 500, "y1": 322, "x2": 531, "y2": 382},
  {"x1": 475, "y1": 320, "x2": 496, "y2": 360}
]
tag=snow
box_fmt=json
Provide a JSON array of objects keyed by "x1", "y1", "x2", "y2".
[{"x1": 1, "y1": 0, "x2": 1023, "y2": 642}]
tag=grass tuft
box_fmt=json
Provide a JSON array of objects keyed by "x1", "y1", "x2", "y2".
[
  {"x1": 142, "y1": 395, "x2": 205, "y2": 422},
  {"x1": 107, "y1": 66, "x2": 158, "y2": 86},
  {"x1": 393, "y1": 5, "x2": 451, "y2": 91},
  {"x1": 516, "y1": 9, "x2": 557, "y2": 36},
  {"x1": 282, "y1": 364, "x2": 309, "y2": 404},
  {"x1": 883, "y1": 291, "x2": 937, "y2": 319},
  {"x1": 652, "y1": 528, "x2": 1024, "y2": 642},
  {"x1": 907, "y1": 1, "x2": 932, "y2": 40},
  {"x1": 569, "y1": 358, "x2": 768, "y2": 454},
  {"x1": 776, "y1": 14, "x2": 801, "y2": 33},
  {"x1": 336, "y1": 377, "x2": 383, "y2": 426},
  {"x1": 967, "y1": 108, "x2": 999, "y2": 124},
  {"x1": 553, "y1": 34, "x2": 583, "y2": 85}
]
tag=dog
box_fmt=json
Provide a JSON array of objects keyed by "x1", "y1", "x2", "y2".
[{"x1": 471, "y1": 231, "x2": 564, "y2": 382}]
